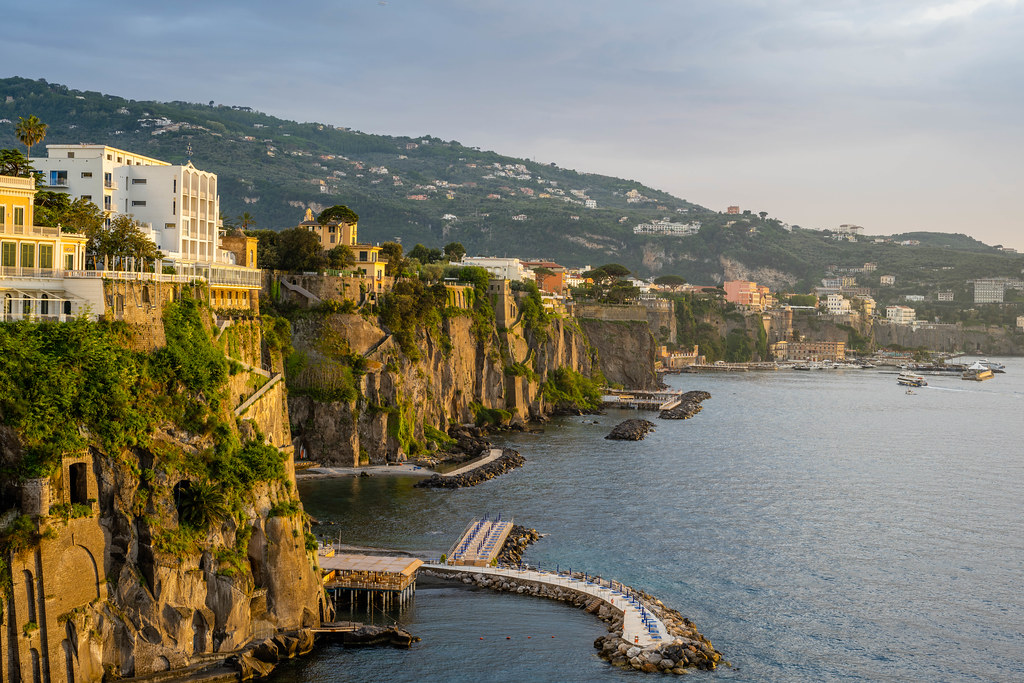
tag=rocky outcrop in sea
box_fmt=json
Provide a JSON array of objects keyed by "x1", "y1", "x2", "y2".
[{"x1": 605, "y1": 418, "x2": 656, "y2": 440}]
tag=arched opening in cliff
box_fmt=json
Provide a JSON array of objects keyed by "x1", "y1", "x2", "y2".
[
  {"x1": 247, "y1": 523, "x2": 268, "y2": 589},
  {"x1": 62, "y1": 620, "x2": 79, "y2": 683},
  {"x1": 192, "y1": 612, "x2": 208, "y2": 655},
  {"x1": 68, "y1": 462, "x2": 88, "y2": 506},
  {"x1": 24, "y1": 570, "x2": 36, "y2": 622},
  {"x1": 172, "y1": 481, "x2": 192, "y2": 524}
]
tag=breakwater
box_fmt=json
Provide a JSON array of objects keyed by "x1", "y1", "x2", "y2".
[
  {"x1": 414, "y1": 448, "x2": 525, "y2": 488},
  {"x1": 423, "y1": 565, "x2": 723, "y2": 675}
]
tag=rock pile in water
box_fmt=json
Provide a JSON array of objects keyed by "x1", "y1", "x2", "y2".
[
  {"x1": 228, "y1": 629, "x2": 315, "y2": 679},
  {"x1": 496, "y1": 525, "x2": 542, "y2": 566},
  {"x1": 659, "y1": 390, "x2": 711, "y2": 420},
  {"x1": 414, "y1": 448, "x2": 525, "y2": 489},
  {"x1": 605, "y1": 419, "x2": 656, "y2": 440}
]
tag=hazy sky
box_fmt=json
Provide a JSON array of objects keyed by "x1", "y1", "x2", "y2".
[{"x1": 5, "y1": 0, "x2": 1023, "y2": 248}]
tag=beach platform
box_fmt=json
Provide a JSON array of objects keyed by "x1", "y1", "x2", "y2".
[
  {"x1": 321, "y1": 553, "x2": 423, "y2": 611},
  {"x1": 445, "y1": 515, "x2": 514, "y2": 567}
]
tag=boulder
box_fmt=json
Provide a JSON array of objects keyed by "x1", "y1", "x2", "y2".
[{"x1": 604, "y1": 419, "x2": 656, "y2": 441}]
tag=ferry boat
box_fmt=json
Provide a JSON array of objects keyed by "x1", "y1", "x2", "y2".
[
  {"x1": 962, "y1": 361, "x2": 994, "y2": 381},
  {"x1": 897, "y1": 371, "x2": 927, "y2": 387}
]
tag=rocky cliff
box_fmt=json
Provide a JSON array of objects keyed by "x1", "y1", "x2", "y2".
[
  {"x1": 0, "y1": 298, "x2": 325, "y2": 682},
  {"x1": 287, "y1": 311, "x2": 612, "y2": 466}
]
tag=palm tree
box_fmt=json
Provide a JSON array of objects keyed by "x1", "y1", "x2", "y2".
[
  {"x1": 15, "y1": 115, "x2": 48, "y2": 157},
  {"x1": 237, "y1": 212, "x2": 256, "y2": 230}
]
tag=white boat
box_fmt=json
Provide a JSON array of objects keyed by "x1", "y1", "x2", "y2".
[
  {"x1": 897, "y1": 372, "x2": 927, "y2": 387},
  {"x1": 978, "y1": 359, "x2": 1006, "y2": 373}
]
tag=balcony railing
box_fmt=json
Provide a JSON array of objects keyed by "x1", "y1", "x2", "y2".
[
  {"x1": 0, "y1": 225, "x2": 62, "y2": 237},
  {"x1": 0, "y1": 266, "x2": 60, "y2": 278}
]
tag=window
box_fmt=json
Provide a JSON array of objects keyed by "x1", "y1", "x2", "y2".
[
  {"x1": 40, "y1": 294, "x2": 48, "y2": 315},
  {"x1": 0, "y1": 205, "x2": 5, "y2": 227},
  {"x1": 65, "y1": 253, "x2": 74, "y2": 270},
  {"x1": 132, "y1": 178, "x2": 147, "y2": 184},
  {"x1": 14, "y1": 207, "x2": 25, "y2": 227},
  {"x1": 359, "y1": 251, "x2": 368, "y2": 261},
  {"x1": 132, "y1": 201, "x2": 147, "y2": 207},
  {"x1": 103, "y1": 196, "x2": 111, "y2": 210},
  {"x1": 172, "y1": 200, "x2": 176, "y2": 215},
  {"x1": 81, "y1": 195, "x2": 92, "y2": 202},
  {"x1": 173, "y1": 178, "x2": 177, "y2": 193},
  {"x1": 39, "y1": 244, "x2": 53, "y2": 269},
  {"x1": 106, "y1": 154, "x2": 112, "y2": 160},
  {"x1": 67, "y1": 152, "x2": 75, "y2": 158},
  {"x1": 1, "y1": 242, "x2": 15, "y2": 267},
  {"x1": 82, "y1": 171, "x2": 92, "y2": 178},
  {"x1": 117, "y1": 156, "x2": 123, "y2": 163},
  {"x1": 21, "y1": 243, "x2": 35, "y2": 268}
]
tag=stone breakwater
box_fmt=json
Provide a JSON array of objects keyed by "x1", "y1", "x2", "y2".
[
  {"x1": 593, "y1": 593, "x2": 725, "y2": 673},
  {"x1": 423, "y1": 567, "x2": 723, "y2": 675},
  {"x1": 659, "y1": 391, "x2": 711, "y2": 420},
  {"x1": 606, "y1": 418, "x2": 656, "y2": 440},
  {"x1": 414, "y1": 448, "x2": 525, "y2": 488},
  {"x1": 496, "y1": 525, "x2": 542, "y2": 566}
]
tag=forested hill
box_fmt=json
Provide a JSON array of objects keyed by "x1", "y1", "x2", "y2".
[{"x1": 2, "y1": 76, "x2": 1021, "y2": 289}]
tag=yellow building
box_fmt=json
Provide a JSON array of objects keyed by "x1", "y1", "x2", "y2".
[
  {"x1": 214, "y1": 233, "x2": 262, "y2": 311},
  {"x1": 1, "y1": 174, "x2": 94, "y2": 320},
  {"x1": 295, "y1": 209, "x2": 386, "y2": 280}
]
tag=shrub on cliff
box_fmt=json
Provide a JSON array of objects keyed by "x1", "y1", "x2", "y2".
[{"x1": 541, "y1": 367, "x2": 603, "y2": 412}]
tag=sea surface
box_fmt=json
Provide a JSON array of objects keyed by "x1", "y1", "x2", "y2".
[{"x1": 277, "y1": 360, "x2": 1024, "y2": 682}]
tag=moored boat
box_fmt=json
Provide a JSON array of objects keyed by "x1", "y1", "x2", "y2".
[{"x1": 962, "y1": 361, "x2": 994, "y2": 381}]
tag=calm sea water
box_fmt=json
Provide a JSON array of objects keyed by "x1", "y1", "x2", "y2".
[{"x1": 278, "y1": 360, "x2": 1024, "y2": 682}]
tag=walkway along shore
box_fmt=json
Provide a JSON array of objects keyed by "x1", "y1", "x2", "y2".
[{"x1": 423, "y1": 564, "x2": 724, "y2": 674}]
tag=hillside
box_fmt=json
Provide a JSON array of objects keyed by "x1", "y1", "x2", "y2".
[{"x1": 2, "y1": 76, "x2": 1022, "y2": 291}]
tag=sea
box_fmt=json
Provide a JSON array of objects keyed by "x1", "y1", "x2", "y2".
[{"x1": 273, "y1": 360, "x2": 1024, "y2": 682}]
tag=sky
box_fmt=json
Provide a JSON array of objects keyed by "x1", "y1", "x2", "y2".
[{"x1": 4, "y1": 0, "x2": 1023, "y2": 248}]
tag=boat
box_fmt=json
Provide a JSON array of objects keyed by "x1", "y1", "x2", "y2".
[
  {"x1": 978, "y1": 359, "x2": 1006, "y2": 373},
  {"x1": 905, "y1": 389, "x2": 916, "y2": 395},
  {"x1": 962, "y1": 361, "x2": 994, "y2": 381},
  {"x1": 897, "y1": 371, "x2": 927, "y2": 387}
]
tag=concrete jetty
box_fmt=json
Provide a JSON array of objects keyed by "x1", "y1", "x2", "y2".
[{"x1": 425, "y1": 564, "x2": 670, "y2": 646}]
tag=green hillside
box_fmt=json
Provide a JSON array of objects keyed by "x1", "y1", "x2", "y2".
[{"x1": 2, "y1": 76, "x2": 1021, "y2": 292}]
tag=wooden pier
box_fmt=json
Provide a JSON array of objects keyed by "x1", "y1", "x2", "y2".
[
  {"x1": 321, "y1": 553, "x2": 423, "y2": 612},
  {"x1": 603, "y1": 389, "x2": 686, "y2": 411}
]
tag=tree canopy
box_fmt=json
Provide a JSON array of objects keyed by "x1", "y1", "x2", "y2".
[
  {"x1": 87, "y1": 214, "x2": 161, "y2": 267},
  {"x1": 326, "y1": 244, "x2": 355, "y2": 270},
  {"x1": 34, "y1": 191, "x2": 104, "y2": 234},
  {"x1": 317, "y1": 204, "x2": 359, "y2": 225},
  {"x1": 277, "y1": 228, "x2": 326, "y2": 272},
  {"x1": 443, "y1": 242, "x2": 466, "y2": 262},
  {"x1": 0, "y1": 149, "x2": 35, "y2": 178},
  {"x1": 654, "y1": 275, "x2": 687, "y2": 286}
]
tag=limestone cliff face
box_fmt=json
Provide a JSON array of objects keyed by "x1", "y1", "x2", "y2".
[
  {"x1": 577, "y1": 319, "x2": 660, "y2": 390},
  {"x1": 288, "y1": 314, "x2": 612, "y2": 466},
  {"x1": 0, "y1": 317, "x2": 324, "y2": 682}
]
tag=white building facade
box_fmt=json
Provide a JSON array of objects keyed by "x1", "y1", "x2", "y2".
[
  {"x1": 886, "y1": 305, "x2": 916, "y2": 325},
  {"x1": 826, "y1": 294, "x2": 851, "y2": 315},
  {"x1": 31, "y1": 144, "x2": 221, "y2": 265},
  {"x1": 458, "y1": 256, "x2": 532, "y2": 281}
]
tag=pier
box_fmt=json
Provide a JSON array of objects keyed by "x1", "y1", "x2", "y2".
[
  {"x1": 604, "y1": 389, "x2": 687, "y2": 411},
  {"x1": 425, "y1": 564, "x2": 670, "y2": 646},
  {"x1": 321, "y1": 553, "x2": 423, "y2": 612},
  {"x1": 445, "y1": 514, "x2": 514, "y2": 566}
]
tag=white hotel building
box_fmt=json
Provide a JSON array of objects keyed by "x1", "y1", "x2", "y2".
[{"x1": 31, "y1": 144, "x2": 221, "y2": 265}]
